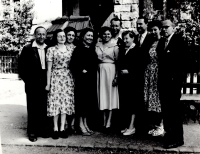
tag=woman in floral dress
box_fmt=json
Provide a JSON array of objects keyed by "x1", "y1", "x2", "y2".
[
  {"x1": 46, "y1": 28, "x2": 76, "y2": 139},
  {"x1": 144, "y1": 21, "x2": 164, "y2": 136}
]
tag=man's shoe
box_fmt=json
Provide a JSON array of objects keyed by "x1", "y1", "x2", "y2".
[
  {"x1": 28, "y1": 134, "x2": 37, "y2": 142},
  {"x1": 123, "y1": 128, "x2": 135, "y2": 136},
  {"x1": 163, "y1": 141, "x2": 184, "y2": 149}
]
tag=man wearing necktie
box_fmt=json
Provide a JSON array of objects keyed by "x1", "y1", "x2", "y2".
[
  {"x1": 156, "y1": 19, "x2": 187, "y2": 149},
  {"x1": 18, "y1": 26, "x2": 49, "y2": 142},
  {"x1": 133, "y1": 16, "x2": 152, "y2": 134}
]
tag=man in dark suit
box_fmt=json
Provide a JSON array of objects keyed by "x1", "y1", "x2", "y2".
[
  {"x1": 18, "y1": 26, "x2": 49, "y2": 142},
  {"x1": 157, "y1": 19, "x2": 186, "y2": 149},
  {"x1": 134, "y1": 16, "x2": 152, "y2": 135}
]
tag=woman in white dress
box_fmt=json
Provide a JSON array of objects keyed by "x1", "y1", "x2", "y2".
[{"x1": 96, "y1": 26, "x2": 119, "y2": 133}]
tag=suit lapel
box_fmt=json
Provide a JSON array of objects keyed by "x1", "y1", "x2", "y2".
[{"x1": 44, "y1": 47, "x2": 48, "y2": 70}]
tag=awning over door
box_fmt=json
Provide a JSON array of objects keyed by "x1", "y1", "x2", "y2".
[{"x1": 47, "y1": 15, "x2": 93, "y2": 38}]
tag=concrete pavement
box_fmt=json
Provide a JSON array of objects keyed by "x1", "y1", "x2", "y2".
[{"x1": 1, "y1": 79, "x2": 200, "y2": 153}]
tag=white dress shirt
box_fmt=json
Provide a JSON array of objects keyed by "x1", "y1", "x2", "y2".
[
  {"x1": 32, "y1": 41, "x2": 47, "y2": 69},
  {"x1": 165, "y1": 32, "x2": 174, "y2": 48}
]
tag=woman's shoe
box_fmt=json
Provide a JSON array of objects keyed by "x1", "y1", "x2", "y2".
[
  {"x1": 148, "y1": 129, "x2": 155, "y2": 135},
  {"x1": 123, "y1": 128, "x2": 135, "y2": 136},
  {"x1": 71, "y1": 125, "x2": 76, "y2": 134},
  {"x1": 85, "y1": 125, "x2": 94, "y2": 135},
  {"x1": 59, "y1": 130, "x2": 68, "y2": 138},
  {"x1": 105, "y1": 127, "x2": 112, "y2": 134},
  {"x1": 121, "y1": 128, "x2": 127, "y2": 134},
  {"x1": 101, "y1": 126, "x2": 106, "y2": 133},
  {"x1": 52, "y1": 131, "x2": 59, "y2": 139},
  {"x1": 152, "y1": 126, "x2": 164, "y2": 137},
  {"x1": 79, "y1": 126, "x2": 91, "y2": 136}
]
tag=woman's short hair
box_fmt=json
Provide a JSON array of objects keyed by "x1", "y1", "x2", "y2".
[
  {"x1": 50, "y1": 29, "x2": 64, "y2": 46},
  {"x1": 122, "y1": 30, "x2": 137, "y2": 39},
  {"x1": 64, "y1": 26, "x2": 77, "y2": 38},
  {"x1": 79, "y1": 28, "x2": 94, "y2": 42},
  {"x1": 148, "y1": 20, "x2": 162, "y2": 31},
  {"x1": 99, "y1": 26, "x2": 113, "y2": 39}
]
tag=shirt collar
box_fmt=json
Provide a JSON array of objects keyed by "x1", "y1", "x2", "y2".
[
  {"x1": 32, "y1": 40, "x2": 47, "y2": 49},
  {"x1": 126, "y1": 43, "x2": 135, "y2": 50},
  {"x1": 141, "y1": 30, "x2": 148, "y2": 38},
  {"x1": 167, "y1": 33, "x2": 174, "y2": 42},
  {"x1": 125, "y1": 43, "x2": 135, "y2": 54}
]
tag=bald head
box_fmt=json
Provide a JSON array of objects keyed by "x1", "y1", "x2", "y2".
[{"x1": 161, "y1": 20, "x2": 175, "y2": 38}]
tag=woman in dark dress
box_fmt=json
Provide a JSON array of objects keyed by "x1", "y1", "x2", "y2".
[
  {"x1": 69, "y1": 28, "x2": 98, "y2": 136},
  {"x1": 118, "y1": 31, "x2": 140, "y2": 135}
]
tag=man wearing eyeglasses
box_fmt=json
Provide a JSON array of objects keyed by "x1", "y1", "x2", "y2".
[{"x1": 157, "y1": 19, "x2": 187, "y2": 149}]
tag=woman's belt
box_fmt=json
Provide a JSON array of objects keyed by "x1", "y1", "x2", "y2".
[
  {"x1": 98, "y1": 62, "x2": 115, "y2": 64},
  {"x1": 53, "y1": 67, "x2": 68, "y2": 70}
]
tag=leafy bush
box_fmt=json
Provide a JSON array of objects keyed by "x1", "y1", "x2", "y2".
[{"x1": 0, "y1": 0, "x2": 34, "y2": 53}]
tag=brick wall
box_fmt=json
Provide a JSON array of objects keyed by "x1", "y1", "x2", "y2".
[{"x1": 113, "y1": 0, "x2": 139, "y2": 29}]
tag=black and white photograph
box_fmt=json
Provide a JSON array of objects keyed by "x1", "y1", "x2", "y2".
[{"x1": 0, "y1": 0, "x2": 200, "y2": 153}]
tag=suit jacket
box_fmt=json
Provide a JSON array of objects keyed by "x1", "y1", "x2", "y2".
[
  {"x1": 135, "y1": 33, "x2": 153, "y2": 68},
  {"x1": 18, "y1": 42, "x2": 48, "y2": 93},
  {"x1": 156, "y1": 33, "x2": 187, "y2": 99}
]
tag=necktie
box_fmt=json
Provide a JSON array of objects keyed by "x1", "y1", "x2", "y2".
[
  {"x1": 164, "y1": 38, "x2": 169, "y2": 49},
  {"x1": 138, "y1": 35, "x2": 142, "y2": 46}
]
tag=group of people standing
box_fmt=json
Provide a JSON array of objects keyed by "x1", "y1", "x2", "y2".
[{"x1": 18, "y1": 16, "x2": 187, "y2": 149}]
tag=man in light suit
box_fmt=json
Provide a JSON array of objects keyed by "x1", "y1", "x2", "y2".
[
  {"x1": 157, "y1": 19, "x2": 186, "y2": 149},
  {"x1": 110, "y1": 17, "x2": 123, "y2": 46},
  {"x1": 18, "y1": 26, "x2": 49, "y2": 142}
]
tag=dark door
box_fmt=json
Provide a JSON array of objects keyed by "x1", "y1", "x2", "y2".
[{"x1": 80, "y1": 0, "x2": 114, "y2": 31}]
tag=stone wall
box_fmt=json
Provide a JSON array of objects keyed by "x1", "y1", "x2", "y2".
[{"x1": 113, "y1": 0, "x2": 139, "y2": 29}]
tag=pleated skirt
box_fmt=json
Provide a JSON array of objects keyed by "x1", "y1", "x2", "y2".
[{"x1": 97, "y1": 63, "x2": 119, "y2": 110}]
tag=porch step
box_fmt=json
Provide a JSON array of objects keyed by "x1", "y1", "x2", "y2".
[
  {"x1": 181, "y1": 94, "x2": 200, "y2": 103},
  {"x1": 0, "y1": 74, "x2": 19, "y2": 80}
]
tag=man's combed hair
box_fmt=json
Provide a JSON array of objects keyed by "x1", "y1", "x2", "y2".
[
  {"x1": 137, "y1": 16, "x2": 148, "y2": 24},
  {"x1": 110, "y1": 17, "x2": 122, "y2": 26}
]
